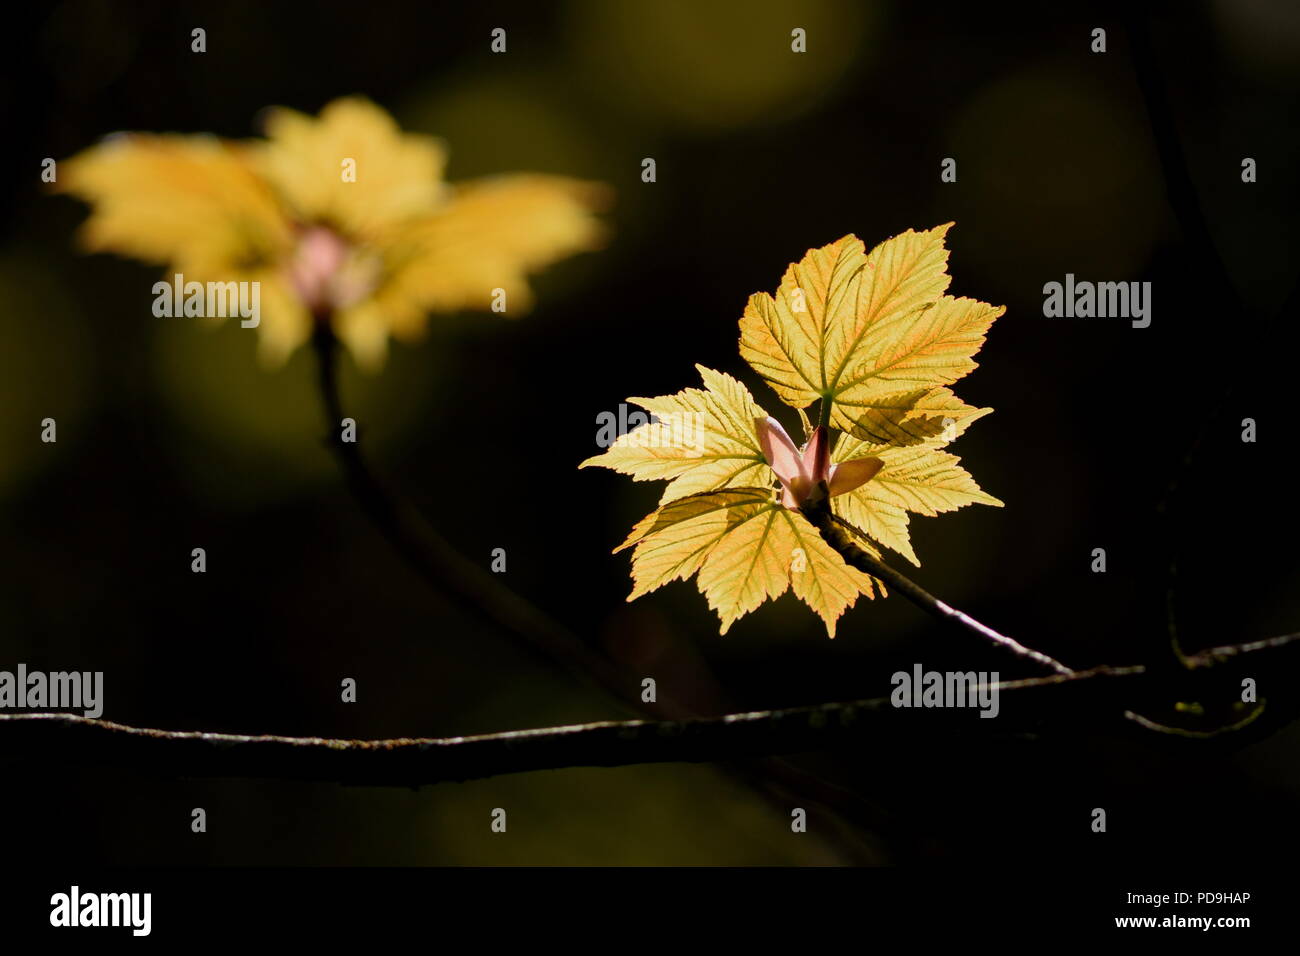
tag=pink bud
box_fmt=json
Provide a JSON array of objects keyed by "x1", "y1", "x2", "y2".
[
  {"x1": 287, "y1": 227, "x2": 350, "y2": 312},
  {"x1": 755, "y1": 418, "x2": 884, "y2": 509}
]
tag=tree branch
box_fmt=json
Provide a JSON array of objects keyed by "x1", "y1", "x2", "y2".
[
  {"x1": 808, "y1": 508, "x2": 1075, "y2": 675},
  {"x1": 1125, "y1": 13, "x2": 1300, "y2": 673},
  {"x1": 4, "y1": 629, "x2": 1296, "y2": 787},
  {"x1": 0, "y1": 667, "x2": 1137, "y2": 787},
  {"x1": 311, "y1": 325, "x2": 665, "y2": 710}
]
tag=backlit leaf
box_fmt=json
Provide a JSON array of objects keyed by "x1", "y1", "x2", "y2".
[
  {"x1": 580, "y1": 366, "x2": 773, "y2": 504},
  {"x1": 615, "y1": 488, "x2": 879, "y2": 636},
  {"x1": 831, "y1": 432, "x2": 1003, "y2": 565},
  {"x1": 586, "y1": 223, "x2": 1003, "y2": 637},
  {"x1": 738, "y1": 224, "x2": 1003, "y2": 440}
]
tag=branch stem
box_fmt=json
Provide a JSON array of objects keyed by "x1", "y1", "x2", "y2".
[
  {"x1": 310, "y1": 325, "x2": 642, "y2": 710},
  {"x1": 0, "y1": 667, "x2": 1138, "y2": 787},
  {"x1": 6, "y1": 628, "x2": 1294, "y2": 788},
  {"x1": 810, "y1": 509, "x2": 1075, "y2": 675}
]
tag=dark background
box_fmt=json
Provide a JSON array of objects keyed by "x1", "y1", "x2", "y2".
[{"x1": 1, "y1": 0, "x2": 1297, "y2": 866}]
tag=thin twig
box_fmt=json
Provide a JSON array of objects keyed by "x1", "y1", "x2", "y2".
[
  {"x1": 0, "y1": 665, "x2": 1144, "y2": 787},
  {"x1": 1124, "y1": 13, "x2": 1300, "y2": 673},
  {"x1": 809, "y1": 509, "x2": 1075, "y2": 675},
  {"x1": 1185, "y1": 631, "x2": 1300, "y2": 669},
  {"x1": 4, "y1": 524, "x2": 1293, "y2": 786},
  {"x1": 7, "y1": 627, "x2": 1297, "y2": 787},
  {"x1": 311, "y1": 325, "x2": 645, "y2": 707},
  {"x1": 1128, "y1": 11, "x2": 1233, "y2": 666}
]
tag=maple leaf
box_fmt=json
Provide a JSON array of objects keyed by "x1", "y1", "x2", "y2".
[
  {"x1": 579, "y1": 366, "x2": 771, "y2": 505},
  {"x1": 830, "y1": 426, "x2": 1003, "y2": 567},
  {"x1": 53, "y1": 97, "x2": 608, "y2": 368},
  {"x1": 584, "y1": 224, "x2": 1002, "y2": 637},
  {"x1": 738, "y1": 224, "x2": 1001, "y2": 441},
  {"x1": 614, "y1": 488, "x2": 881, "y2": 637},
  {"x1": 583, "y1": 369, "x2": 886, "y2": 635}
]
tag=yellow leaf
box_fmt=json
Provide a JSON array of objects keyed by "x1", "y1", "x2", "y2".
[
  {"x1": 615, "y1": 488, "x2": 878, "y2": 637},
  {"x1": 739, "y1": 224, "x2": 1004, "y2": 439},
  {"x1": 53, "y1": 135, "x2": 293, "y2": 279},
  {"x1": 378, "y1": 174, "x2": 610, "y2": 325},
  {"x1": 783, "y1": 508, "x2": 881, "y2": 636},
  {"x1": 832, "y1": 491, "x2": 919, "y2": 566},
  {"x1": 838, "y1": 385, "x2": 989, "y2": 447},
  {"x1": 580, "y1": 366, "x2": 774, "y2": 505},
  {"x1": 831, "y1": 432, "x2": 1003, "y2": 565},
  {"x1": 588, "y1": 224, "x2": 1003, "y2": 638},
  {"x1": 257, "y1": 96, "x2": 449, "y2": 238},
  {"x1": 54, "y1": 97, "x2": 609, "y2": 370}
]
